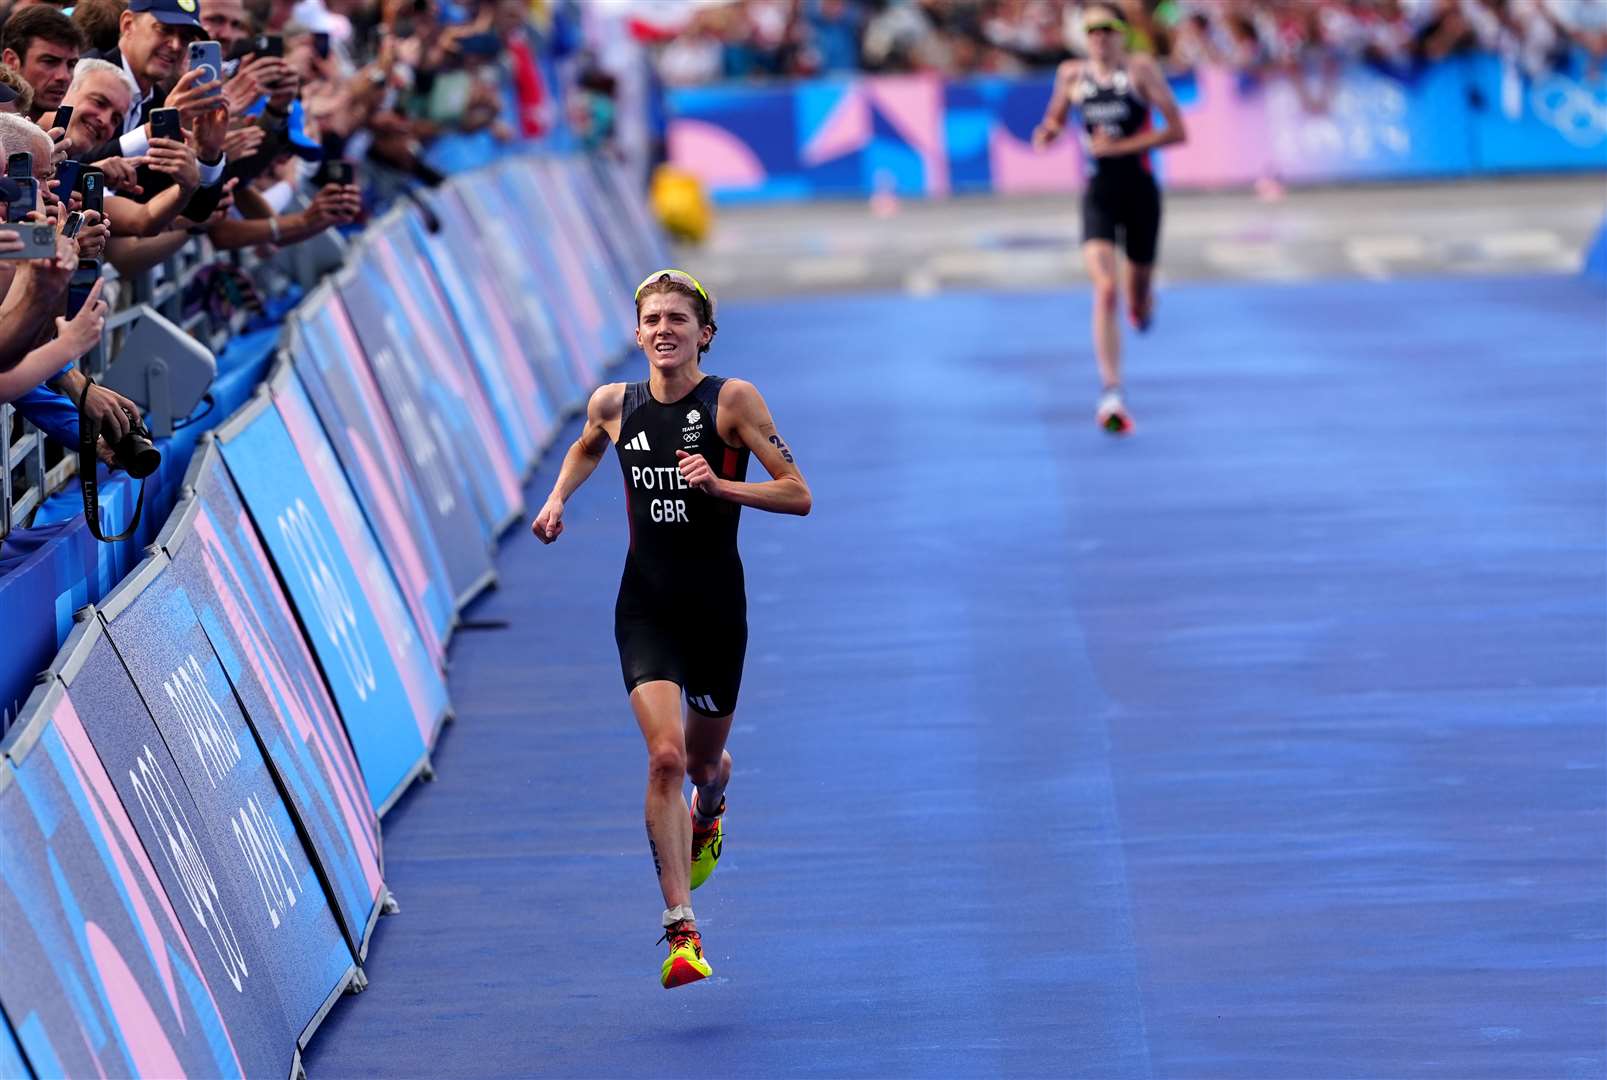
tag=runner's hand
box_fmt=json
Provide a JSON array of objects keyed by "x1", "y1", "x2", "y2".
[
  {"x1": 1031, "y1": 120, "x2": 1061, "y2": 150},
  {"x1": 1088, "y1": 131, "x2": 1124, "y2": 157},
  {"x1": 531, "y1": 495, "x2": 564, "y2": 543},
  {"x1": 675, "y1": 450, "x2": 720, "y2": 495}
]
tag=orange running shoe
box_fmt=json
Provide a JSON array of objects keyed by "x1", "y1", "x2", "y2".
[
  {"x1": 1097, "y1": 389, "x2": 1134, "y2": 436},
  {"x1": 689, "y1": 795, "x2": 724, "y2": 891},
  {"x1": 659, "y1": 924, "x2": 711, "y2": 989}
]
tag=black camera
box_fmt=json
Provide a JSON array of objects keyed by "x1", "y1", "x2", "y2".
[{"x1": 112, "y1": 419, "x2": 161, "y2": 477}]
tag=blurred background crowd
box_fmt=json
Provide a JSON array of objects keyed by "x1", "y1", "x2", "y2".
[
  {"x1": 647, "y1": 0, "x2": 1607, "y2": 87},
  {"x1": 0, "y1": 0, "x2": 558, "y2": 480}
]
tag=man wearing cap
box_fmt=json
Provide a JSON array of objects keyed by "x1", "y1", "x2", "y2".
[{"x1": 85, "y1": 0, "x2": 229, "y2": 220}]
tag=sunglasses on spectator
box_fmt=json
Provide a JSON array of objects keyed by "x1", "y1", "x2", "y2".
[{"x1": 1085, "y1": 22, "x2": 1124, "y2": 36}]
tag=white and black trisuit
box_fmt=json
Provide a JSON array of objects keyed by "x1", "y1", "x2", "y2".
[
  {"x1": 613, "y1": 375, "x2": 751, "y2": 717},
  {"x1": 1078, "y1": 65, "x2": 1162, "y2": 264}
]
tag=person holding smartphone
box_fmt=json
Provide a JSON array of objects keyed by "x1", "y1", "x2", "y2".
[{"x1": 531, "y1": 271, "x2": 812, "y2": 990}]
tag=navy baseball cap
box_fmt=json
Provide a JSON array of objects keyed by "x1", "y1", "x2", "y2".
[
  {"x1": 0, "y1": 81, "x2": 17, "y2": 105},
  {"x1": 128, "y1": 0, "x2": 204, "y2": 32}
]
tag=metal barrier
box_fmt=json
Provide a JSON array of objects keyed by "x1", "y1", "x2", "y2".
[{"x1": 0, "y1": 198, "x2": 342, "y2": 541}]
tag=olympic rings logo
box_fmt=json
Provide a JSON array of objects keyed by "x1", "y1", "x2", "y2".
[{"x1": 1531, "y1": 75, "x2": 1607, "y2": 148}]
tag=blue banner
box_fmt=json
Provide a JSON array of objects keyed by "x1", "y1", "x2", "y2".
[
  {"x1": 363, "y1": 218, "x2": 525, "y2": 527},
  {"x1": 291, "y1": 296, "x2": 460, "y2": 654},
  {"x1": 433, "y1": 180, "x2": 591, "y2": 409},
  {"x1": 163, "y1": 447, "x2": 385, "y2": 959},
  {"x1": 1, "y1": 683, "x2": 265, "y2": 1078},
  {"x1": 98, "y1": 556, "x2": 356, "y2": 1038},
  {"x1": 218, "y1": 387, "x2": 438, "y2": 814},
  {"x1": 402, "y1": 210, "x2": 549, "y2": 471},
  {"x1": 337, "y1": 259, "x2": 507, "y2": 548},
  {"x1": 57, "y1": 618, "x2": 305, "y2": 1071},
  {"x1": 666, "y1": 55, "x2": 1607, "y2": 203}
]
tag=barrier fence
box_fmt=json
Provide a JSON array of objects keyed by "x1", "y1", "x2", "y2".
[
  {"x1": 0, "y1": 151, "x2": 668, "y2": 1078},
  {"x1": 666, "y1": 53, "x2": 1607, "y2": 203}
]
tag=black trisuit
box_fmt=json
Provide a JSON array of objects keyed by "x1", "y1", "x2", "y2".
[
  {"x1": 613, "y1": 376, "x2": 751, "y2": 717},
  {"x1": 1078, "y1": 66, "x2": 1162, "y2": 265}
]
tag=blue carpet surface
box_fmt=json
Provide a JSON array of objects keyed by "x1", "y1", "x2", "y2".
[{"x1": 303, "y1": 275, "x2": 1606, "y2": 1078}]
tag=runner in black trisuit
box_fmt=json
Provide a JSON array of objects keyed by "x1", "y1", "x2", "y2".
[
  {"x1": 1034, "y1": 3, "x2": 1187, "y2": 435},
  {"x1": 531, "y1": 269, "x2": 812, "y2": 989}
]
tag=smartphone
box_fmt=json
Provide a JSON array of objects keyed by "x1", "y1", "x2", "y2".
[
  {"x1": 62, "y1": 210, "x2": 83, "y2": 238},
  {"x1": 55, "y1": 159, "x2": 83, "y2": 201},
  {"x1": 254, "y1": 33, "x2": 284, "y2": 58},
  {"x1": 5, "y1": 177, "x2": 38, "y2": 222},
  {"x1": 319, "y1": 160, "x2": 354, "y2": 186},
  {"x1": 0, "y1": 222, "x2": 57, "y2": 259},
  {"x1": 313, "y1": 31, "x2": 331, "y2": 59},
  {"x1": 79, "y1": 168, "x2": 103, "y2": 214},
  {"x1": 52, "y1": 104, "x2": 73, "y2": 136},
  {"x1": 149, "y1": 107, "x2": 182, "y2": 141},
  {"x1": 188, "y1": 40, "x2": 223, "y2": 97},
  {"x1": 66, "y1": 262, "x2": 100, "y2": 317},
  {"x1": 6, "y1": 151, "x2": 31, "y2": 179}
]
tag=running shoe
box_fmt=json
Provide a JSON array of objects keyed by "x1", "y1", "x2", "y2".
[
  {"x1": 659, "y1": 924, "x2": 711, "y2": 988},
  {"x1": 1130, "y1": 295, "x2": 1155, "y2": 334},
  {"x1": 1097, "y1": 389, "x2": 1134, "y2": 436},
  {"x1": 689, "y1": 795, "x2": 724, "y2": 891}
]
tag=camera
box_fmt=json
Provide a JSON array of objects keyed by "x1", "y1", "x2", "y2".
[{"x1": 112, "y1": 418, "x2": 161, "y2": 478}]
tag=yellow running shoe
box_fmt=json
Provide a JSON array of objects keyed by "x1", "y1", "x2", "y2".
[
  {"x1": 659, "y1": 925, "x2": 711, "y2": 989},
  {"x1": 689, "y1": 796, "x2": 724, "y2": 891}
]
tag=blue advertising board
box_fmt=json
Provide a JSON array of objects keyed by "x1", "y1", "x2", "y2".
[
  {"x1": 1, "y1": 680, "x2": 268, "y2": 1078},
  {"x1": 162, "y1": 447, "x2": 385, "y2": 958},
  {"x1": 292, "y1": 295, "x2": 468, "y2": 641},
  {"x1": 217, "y1": 387, "x2": 438, "y2": 814},
  {"x1": 97, "y1": 555, "x2": 357, "y2": 1038}
]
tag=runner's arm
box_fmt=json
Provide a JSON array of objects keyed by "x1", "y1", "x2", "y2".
[
  {"x1": 1102, "y1": 55, "x2": 1187, "y2": 155},
  {"x1": 1033, "y1": 61, "x2": 1081, "y2": 149},
  {"x1": 679, "y1": 379, "x2": 810, "y2": 516},
  {"x1": 531, "y1": 383, "x2": 622, "y2": 542}
]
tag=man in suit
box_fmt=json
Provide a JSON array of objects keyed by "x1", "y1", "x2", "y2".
[{"x1": 87, "y1": 0, "x2": 228, "y2": 219}]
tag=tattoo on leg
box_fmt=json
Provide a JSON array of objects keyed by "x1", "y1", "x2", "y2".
[{"x1": 646, "y1": 821, "x2": 663, "y2": 878}]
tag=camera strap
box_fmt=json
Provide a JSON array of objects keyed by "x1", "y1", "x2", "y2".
[{"x1": 77, "y1": 374, "x2": 145, "y2": 544}]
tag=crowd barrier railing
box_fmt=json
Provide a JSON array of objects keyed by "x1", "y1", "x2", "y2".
[
  {"x1": 666, "y1": 52, "x2": 1607, "y2": 203},
  {"x1": 1, "y1": 151, "x2": 670, "y2": 1079}
]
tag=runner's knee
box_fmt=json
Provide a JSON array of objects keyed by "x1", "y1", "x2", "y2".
[
  {"x1": 647, "y1": 742, "x2": 687, "y2": 784},
  {"x1": 686, "y1": 755, "x2": 723, "y2": 787},
  {"x1": 1093, "y1": 280, "x2": 1119, "y2": 314}
]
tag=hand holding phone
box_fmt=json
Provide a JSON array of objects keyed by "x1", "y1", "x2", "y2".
[
  {"x1": 188, "y1": 40, "x2": 224, "y2": 97},
  {"x1": 0, "y1": 222, "x2": 57, "y2": 260},
  {"x1": 5, "y1": 178, "x2": 39, "y2": 223},
  {"x1": 149, "y1": 107, "x2": 182, "y2": 141},
  {"x1": 79, "y1": 169, "x2": 104, "y2": 215},
  {"x1": 62, "y1": 210, "x2": 83, "y2": 238},
  {"x1": 52, "y1": 105, "x2": 74, "y2": 137}
]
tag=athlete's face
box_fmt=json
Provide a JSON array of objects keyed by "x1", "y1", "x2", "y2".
[
  {"x1": 1084, "y1": 12, "x2": 1124, "y2": 64},
  {"x1": 636, "y1": 292, "x2": 711, "y2": 373}
]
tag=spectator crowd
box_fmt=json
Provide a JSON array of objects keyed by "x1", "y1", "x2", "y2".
[
  {"x1": 650, "y1": 0, "x2": 1607, "y2": 86},
  {"x1": 0, "y1": 0, "x2": 544, "y2": 481}
]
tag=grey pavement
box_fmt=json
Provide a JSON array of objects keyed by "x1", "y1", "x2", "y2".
[{"x1": 678, "y1": 175, "x2": 1607, "y2": 297}]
